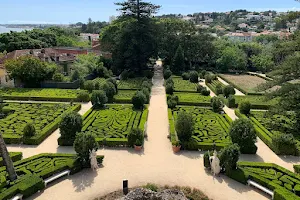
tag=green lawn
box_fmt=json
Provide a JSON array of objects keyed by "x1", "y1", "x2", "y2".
[
  {"x1": 173, "y1": 92, "x2": 211, "y2": 106},
  {"x1": 118, "y1": 78, "x2": 150, "y2": 90},
  {"x1": 172, "y1": 76, "x2": 198, "y2": 92}
]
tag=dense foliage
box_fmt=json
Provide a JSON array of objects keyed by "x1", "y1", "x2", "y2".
[
  {"x1": 74, "y1": 132, "x2": 98, "y2": 166},
  {"x1": 220, "y1": 144, "x2": 240, "y2": 174},
  {"x1": 175, "y1": 111, "x2": 194, "y2": 142},
  {"x1": 59, "y1": 111, "x2": 83, "y2": 143}
]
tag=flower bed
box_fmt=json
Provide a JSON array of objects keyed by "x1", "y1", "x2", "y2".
[
  {"x1": 0, "y1": 103, "x2": 81, "y2": 145},
  {"x1": 169, "y1": 106, "x2": 232, "y2": 150},
  {"x1": 81, "y1": 104, "x2": 148, "y2": 147},
  {"x1": 0, "y1": 153, "x2": 104, "y2": 200},
  {"x1": 172, "y1": 92, "x2": 211, "y2": 106},
  {"x1": 0, "y1": 88, "x2": 85, "y2": 102},
  {"x1": 228, "y1": 162, "x2": 300, "y2": 200},
  {"x1": 171, "y1": 76, "x2": 198, "y2": 92}
]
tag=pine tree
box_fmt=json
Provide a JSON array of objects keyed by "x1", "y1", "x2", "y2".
[{"x1": 172, "y1": 45, "x2": 185, "y2": 73}]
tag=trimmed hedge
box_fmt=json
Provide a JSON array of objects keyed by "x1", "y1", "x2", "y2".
[
  {"x1": 171, "y1": 76, "x2": 198, "y2": 93},
  {"x1": 206, "y1": 79, "x2": 226, "y2": 95},
  {"x1": 227, "y1": 162, "x2": 300, "y2": 200},
  {"x1": 170, "y1": 92, "x2": 211, "y2": 107},
  {"x1": 1, "y1": 103, "x2": 81, "y2": 145},
  {"x1": 169, "y1": 106, "x2": 232, "y2": 150},
  {"x1": 0, "y1": 152, "x2": 23, "y2": 167}
]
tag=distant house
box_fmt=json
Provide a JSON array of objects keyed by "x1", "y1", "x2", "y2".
[
  {"x1": 80, "y1": 33, "x2": 99, "y2": 41},
  {"x1": 246, "y1": 14, "x2": 261, "y2": 22},
  {"x1": 238, "y1": 23, "x2": 248, "y2": 29},
  {"x1": 225, "y1": 32, "x2": 257, "y2": 42}
]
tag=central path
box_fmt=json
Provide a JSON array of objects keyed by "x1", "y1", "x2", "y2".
[{"x1": 25, "y1": 63, "x2": 267, "y2": 200}]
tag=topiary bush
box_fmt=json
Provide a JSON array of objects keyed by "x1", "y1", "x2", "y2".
[
  {"x1": 167, "y1": 98, "x2": 177, "y2": 109},
  {"x1": 84, "y1": 80, "x2": 95, "y2": 93},
  {"x1": 59, "y1": 111, "x2": 83, "y2": 144},
  {"x1": 77, "y1": 91, "x2": 90, "y2": 102},
  {"x1": 102, "y1": 82, "x2": 116, "y2": 102},
  {"x1": 182, "y1": 72, "x2": 190, "y2": 80},
  {"x1": 163, "y1": 69, "x2": 172, "y2": 80},
  {"x1": 94, "y1": 65, "x2": 110, "y2": 78},
  {"x1": 189, "y1": 71, "x2": 199, "y2": 83},
  {"x1": 215, "y1": 83, "x2": 223, "y2": 95},
  {"x1": 199, "y1": 70, "x2": 207, "y2": 79},
  {"x1": 220, "y1": 144, "x2": 240, "y2": 174},
  {"x1": 141, "y1": 88, "x2": 150, "y2": 103},
  {"x1": 239, "y1": 101, "x2": 251, "y2": 115},
  {"x1": 74, "y1": 132, "x2": 99, "y2": 167},
  {"x1": 165, "y1": 83, "x2": 174, "y2": 95},
  {"x1": 71, "y1": 69, "x2": 80, "y2": 81},
  {"x1": 227, "y1": 95, "x2": 236, "y2": 108},
  {"x1": 211, "y1": 96, "x2": 224, "y2": 113},
  {"x1": 91, "y1": 90, "x2": 108, "y2": 107},
  {"x1": 94, "y1": 82, "x2": 101, "y2": 90},
  {"x1": 132, "y1": 91, "x2": 146, "y2": 109},
  {"x1": 272, "y1": 134, "x2": 297, "y2": 155},
  {"x1": 201, "y1": 88, "x2": 210, "y2": 96},
  {"x1": 223, "y1": 85, "x2": 236, "y2": 98},
  {"x1": 229, "y1": 118, "x2": 257, "y2": 154},
  {"x1": 197, "y1": 85, "x2": 204, "y2": 93},
  {"x1": 175, "y1": 111, "x2": 194, "y2": 142},
  {"x1": 106, "y1": 78, "x2": 118, "y2": 93},
  {"x1": 53, "y1": 73, "x2": 64, "y2": 82},
  {"x1": 205, "y1": 74, "x2": 212, "y2": 84},
  {"x1": 23, "y1": 123, "x2": 36, "y2": 137},
  {"x1": 127, "y1": 128, "x2": 144, "y2": 147},
  {"x1": 120, "y1": 70, "x2": 129, "y2": 80},
  {"x1": 141, "y1": 81, "x2": 151, "y2": 92}
]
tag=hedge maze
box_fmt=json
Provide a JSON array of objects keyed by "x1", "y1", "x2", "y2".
[
  {"x1": 170, "y1": 106, "x2": 232, "y2": 150},
  {"x1": 206, "y1": 79, "x2": 226, "y2": 94},
  {"x1": 118, "y1": 78, "x2": 150, "y2": 90},
  {"x1": 234, "y1": 95, "x2": 278, "y2": 109},
  {"x1": 230, "y1": 162, "x2": 300, "y2": 200},
  {"x1": 82, "y1": 104, "x2": 148, "y2": 146},
  {"x1": 114, "y1": 90, "x2": 136, "y2": 103},
  {"x1": 173, "y1": 92, "x2": 211, "y2": 106},
  {"x1": 0, "y1": 103, "x2": 80, "y2": 145}
]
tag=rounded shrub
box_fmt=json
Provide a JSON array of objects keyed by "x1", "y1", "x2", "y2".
[
  {"x1": 84, "y1": 80, "x2": 95, "y2": 93},
  {"x1": 53, "y1": 73, "x2": 64, "y2": 82},
  {"x1": 273, "y1": 134, "x2": 297, "y2": 155},
  {"x1": 95, "y1": 65, "x2": 110, "y2": 78},
  {"x1": 77, "y1": 91, "x2": 90, "y2": 102},
  {"x1": 229, "y1": 118, "x2": 257, "y2": 154},
  {"x1": 120, "y1": 70, "x2": 129, "y2": 80},
  {"x1": 143, "y1": 70, "x2": 154, "y2": 79},
  {"x1": 197, "y1": 85, "x2": 204, "y2": 93},
  {"x1": 163, "y1": 69, "x2": 172, "y2": 80},
  {"x1": 91, "y1": 90, "x2": 108, "y2": 107},
  {"x1": 106, "y1": 77, "x2": 118, "y2": 93},
  {"x1": 215, "y1": 83, "x2": 223, "y2": 95},
  {"x1": 71, "y1": 69, "x2": 80, "y2": 81},
  {"x1": 74, "y1": 132, "x2": 99, "y2": 167},
  {"x1": 201, "y1": 88, "x2": 210, "y2": 96},
  {"x1": 223, "y1": 85, "x2": 236, "y2": 98},
  {"x1": 23, "y1": 123, "x2": 36, "y2": 137},
  {"x1": 220, "y1": 144, "x2": 240, "y2": 174},
  {"x1": 182, "y1": 72, "x2": 190, "y2": 80},
  {"x1": 165, "y1": 77, "x2": 174, "y2": 85},
  {"x1": 141, "y1": 88, "x2": 150, "y2": 103},
  {"x1": 141, "y1": 81, "x2": 151, "y2": 92},
  {"x1": 102, "y1": 82, "x2": 116, "y2": 102},
  {"x1": 205, "y1": 74, "x2": 212, "y2": 84},
  {"x1": 227, "y1": 95, "x2": 236, "y2": 108},
  {"x1": 211, "y1": 96, "x2": 224, "y2": 113},
  {"x1": 94, "y1": 82, "x2": 101, "y2": 90},
  {"x1": 132, "y1": 91, "x2": 146, "y2": 109},
  {"x1": 167, "y1": 99, "x2": 177, "y2": 109},
  {"x1": 165, "y1": 83, "x2": 174, "y2": 95},
  {"x1": 59, "y1": 112, "x2": 83, "y2": 141},
  {"x1": 239, "y1": 101, "x2": 251, "y2": 115},
  {"x1": 175, "y1": 111, "x2": 194, "y2": 142},
  {"x1": 199, "y1": 70, "x2": 207, "y2": 79},
  {"x1": 128, "y1": 128, "x2": 143, "y2": 147},
  {"x1": 189, "y1": 71, "x2": 199, "y2": 83}
]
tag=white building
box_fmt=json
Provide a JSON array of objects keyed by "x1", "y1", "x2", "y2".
[
  {"x1": 225, "y1": 32, "x2": 258, "y2": 42},
  {"x1": 80, "y1": 33, "x2": 99, "y2": 41}
]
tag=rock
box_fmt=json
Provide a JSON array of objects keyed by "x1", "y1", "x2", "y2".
[{"x1": 119, "y1": 188, "x2": 188, "y2": 200}]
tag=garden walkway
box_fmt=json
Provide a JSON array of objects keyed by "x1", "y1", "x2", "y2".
[{"x1": 20, "y1": 62, "x2": 267, "y2": 200}]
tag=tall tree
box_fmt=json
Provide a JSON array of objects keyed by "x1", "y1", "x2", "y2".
[
  {"x1": 172, "y1": 45, "x2": 185, "y2": 73},
  {"x1": 0, "y1": 133, "x2": 17, "y2": 181}
]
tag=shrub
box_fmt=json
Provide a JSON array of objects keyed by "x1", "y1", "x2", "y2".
[
  {"x1": 23, "y1": 123, "x2": 36, "y2": 137},
  {"x1": 135, "y1": 139, "x2": 142, "y2": 146},
  {"x1": 168, "y1": 98, "x2": 177, "y2": 109},
  {"x1": 53, "y1": 73, "x2": 64, "y2": 82},
  {"x1": 182, "y1": 72, "x2": 190, "y2": 80},
  {"x1": 201, "y1": 88, "x2": 210, "y2": 96},
  {"x1": 141, "y1": 81, "x2": 151, "y2": 92},
  {"x1": 215, "y1": 83, "x2": 223, "y2": 95},
  {"x1": 120, "y1": 70, "x2": 129, "y2": 80},
  {"x1": 211, "y1": 96, "x2": 224, "y2": 113},
  {"x1": 95, "y1": 65, "x2": 110, "y2": 78},
  {"x1": 199, "y1": 70, "x2": 207, "y2": 79},
  {"x1": 141, "y1": 88, "x2": 150, "y2": 103},
  {"x1": 165, "y1": 83, "x2": 174, "y2": 95},
  {"x1": 172, "y1": 140, "x2": 181, "y2": 147},
  {"x1": 143, "y1": 183, "x2": 159, "y2": 192},
  {"x1": 175, "y1": 111, "x2": 194, "y2": 142},
  {"x1": 163, "y1": 69, "x2": 172, "y2": 79},
  {"x1": 197, "y1": 85, "x2": 204, "y2": 93},
  {"x1": 165, "y1": 77, "x2": 174, "y2": 85},
  {"x1": 132, "y1": 91, "x2": 146, "y2": 109},
  {"x1": 106, "y1": 78, "x2": 118, "y2": 93},
  {"x1": 189, "y1": 71, "x2": 199, "y2": 83},
  {"x1": 229, "y1": 118, "x2": 257, "y2": 154},
  {"x1": 102, "y1": 82, "x2": 116, "y2": 102},
  {"x1": 94, "y1": 82, "x2": 101, "y2": 90},
  {"x1": 273, "y1": 134, "x2": 297, "y2": 155},
  {"x1": 220, "y1": 144, "x2": 240, "y2": 174},
  {"x1": 227, "y1": 95, "x2": 236, "y2": 108},
  {"x1": 143, "y1": 70, "x2": 154, "y2": 79},
  {"x1": 91, "y1": 90, "x2": 108, "y2": 107},
  {"x1": 127, "y1": 128, "x2": 144, "y2": 147},
  {"x1": 74, "y1": 132, "x2": 99, "y2": 167},
  {"x1": 223, "y1": 85, "x2": 236, "y2": 98},
  {"x1": 59, "y1": 112, "x2": 83, "y2": 141},
  {"x1": 205, "y1": 74, "x2": 212, "y2": 84},
  {"x1": 84, "y1": 80, "x2": 95, "y2": 93},
  {"x1": 204, "y1": 151, "x2": 213, "y2": 168},
  {"x1": 128, "y1": 71, "x2": 135, "y2": 78},
  {"x1": 77, "y1": 91, "x2": 90, "y2": 102},
  {"x1": 239, "y1": 101, "x2": 251, "y2": 115},
  {"x1": 211, "y1": 74, "x2": 218, "y2": 80},
  {"x1": 71, "y1": 69, "x2": 80, "y2": 81}
]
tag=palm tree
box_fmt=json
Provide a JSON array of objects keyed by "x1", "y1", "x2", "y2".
[{"x1": 0, "y1": 132, "x2": 17, "y2": 181}]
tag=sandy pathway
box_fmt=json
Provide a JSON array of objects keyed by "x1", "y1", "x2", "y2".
[{"x1": 22, "y1": 64, "x2": 269, "y2": 200}]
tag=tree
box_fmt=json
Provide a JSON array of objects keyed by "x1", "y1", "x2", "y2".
[
  {"x1": 132, "y1": 91, "x2": 146, "y2": 109},
  {"x1": 74, "y1": 132, "x2": 98, "y2": 166},
  {"x1": 84, "y1": 80, "x2": 95, "y2": 93},
  {"x1": 5, "y1": 56, "x2": 57, "y2": 87},
  {"x1": 220, "y1": 144, "x2": 240, "y2": 174},
  {"x1": 23, "y1": 123, "x2": 36, "y2": 137},
  {"x1": 59, "y1": 112, "x2": 83, "y2": 142},
  {"x1": 251, "y1": 54, "x2": 275, "y2": 73},
  {"x1": 211, "y1": 97, "x2": 224, "y2": 113},
  {"x1": 172, "y1": 45, "x2": 185, "y2": 73},
  {"x1": 53, "y1": 73, "x2": 64, "y2": 82},
  {"x1": 0, "y1": 132, "x2": 17, "y2": 181},
  {"x1": 223, "y1": 85, "x2": 236, "y2": 98},
  {"x1": 189, "y1": 71, "x2": 199, "y2": 83},
  {"x1": 239, "y1": 101, "x2": 251, "y2": 115},
  {"x1": 216, "y1": 46, "x2": 247, "y2": 72},
  {"x1": 229, "y1": 119, "x2": 257, "y2": 154},
  {"x1": 102, "y1": 82, "x2": 116, "y2": 102},
  {"x1": 91, "y1": 90, "x2": 108, "y2": 107},
  {"x1": 127, "y1": 128, "x2": 144, "y2": 147},
  {"x1": 175, "y1": 111, "x2": 194, "y2": 142}
]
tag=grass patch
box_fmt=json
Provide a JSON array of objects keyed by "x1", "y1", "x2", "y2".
[
  {"x1": 172, "y1": 92, "x2": 211, "y2": 106},
  {"x1": 172, "y1": 76, "x2": 198, "y2": 92},
  {"x1": 114, "y1": 90, "x2": 137, "y2": 104},
  {"x1": 118, "y1": 78, "x2": 150, "y2": 90}
]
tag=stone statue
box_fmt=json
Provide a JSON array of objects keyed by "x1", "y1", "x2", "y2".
[
  {"x1": 209, "y1": 150, "x2": 221, "y2": 176},
  {"x1": 90, "y1": 149, "x2": 98, "y2": 171}
]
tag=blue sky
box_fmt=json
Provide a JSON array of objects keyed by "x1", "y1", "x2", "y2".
[{"x1": 0, "y1": 0, "x2": 300, "y2": 24}]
